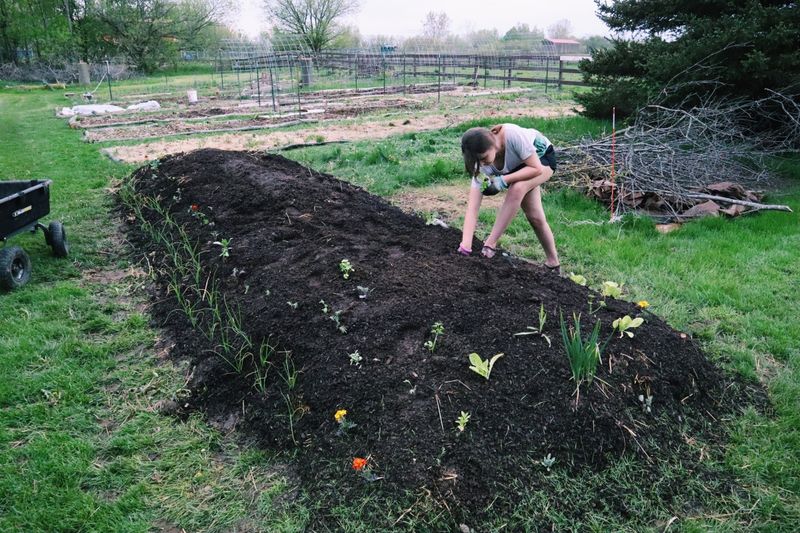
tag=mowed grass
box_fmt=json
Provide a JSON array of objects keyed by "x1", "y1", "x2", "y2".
[
  {"x1": 1, "y1": 83, "x2": 798, "y2": 531},
  {"x1": 0, "y1": 89, "x2": 308, "y2": 532}
]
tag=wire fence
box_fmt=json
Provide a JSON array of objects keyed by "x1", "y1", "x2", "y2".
[{"x1": 78, "y1": 38, "x2": 588, "y2": 112}]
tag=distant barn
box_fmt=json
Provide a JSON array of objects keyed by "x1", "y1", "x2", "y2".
[{"x1": 542, "y1": 38, "x2": 582, "y2": 55}]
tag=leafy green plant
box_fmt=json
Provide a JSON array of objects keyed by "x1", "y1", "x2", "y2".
[
  {"x1": 601, "y1": 281, "x2": 623, "y2": 299},
  {"x1": 468, "y1": 352, "x2": 504, "y2": 380},
  {"x1": 569, "y1": 272, "x2": 587, "y2": 286},
  {"x1": 455, "y1": 411, "x2": 471, "y2": 433},
  {"x1": 320, "y1": 300, "x2": 330, "y2": 314},
  {"x1": 424, "y1": 322, "x2": 445, "y2": 352},
  {"x1": 613, "y1": 315, "x2": 645, "y2": 338},
  {"x1": 287, "y1": 301, "x2": 298, "y2": 310},
  {"x1": 339, "y1": 259, "x2": 354, "y2": 279},
  {"x1": 559, "y1": 312, "x2": 602, "y2": 388},
  {"x1": 213, "y1": 238, "x2": 232, "y2": 258},
  {"x1": 348, "y1": 350, "x2": 362, "y2": 366},
  {"x1": 541, "y1": 453, "x2": 556, "y2": 471}
]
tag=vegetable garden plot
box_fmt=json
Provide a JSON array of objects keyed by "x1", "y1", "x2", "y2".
[
  {"x1": 120, "y1": 149, "x2": 760, "y2": 518},
  {"x1": 84, "y1": 99, "x2": 420, "y2": 143}
]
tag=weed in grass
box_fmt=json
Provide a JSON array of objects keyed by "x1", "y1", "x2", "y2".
[{"x1": 541, "y1": 453, "x2": 556, "y2": 471}]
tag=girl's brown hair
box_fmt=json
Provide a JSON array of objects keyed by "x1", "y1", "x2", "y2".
[{"x1": 460, "y1": 126, "x2": 501, "y2": 177}]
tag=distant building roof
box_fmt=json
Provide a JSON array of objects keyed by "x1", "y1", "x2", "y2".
[{"x1": 543, "y1": 38, "x2": 581, "y2": 45}]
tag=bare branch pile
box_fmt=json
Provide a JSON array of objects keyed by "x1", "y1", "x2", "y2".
[{"x1": 557, "y1": 88, "x2": 799, "y2": 220}]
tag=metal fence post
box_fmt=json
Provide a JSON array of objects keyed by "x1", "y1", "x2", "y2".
[
  {"x1": 558, "y1": 59, "x2": 564, "y2": 90},
  {"x1": 255, "y1": 58, "x2": 261, "y2": 107},
  {"x1": 437, "y1": 54, "x2": 441, "y2": 103},
  {"x1": 544, "y1": 57, "x2": 550, "y2": 94},
  {"x1": 105, "y1": 60, "x2": 113, "y2": 100}
]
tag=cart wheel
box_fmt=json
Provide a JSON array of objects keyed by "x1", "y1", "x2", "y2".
[
  {"x1": 48, "y1": 221, "x2": 69, "y2": 258},
  {"x1": 0, "y1": 246, "x2": 32, "y2": 291}
]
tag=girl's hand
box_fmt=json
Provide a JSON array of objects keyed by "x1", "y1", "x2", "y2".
[
  {"x1": 482, "y1": 175, "x2": 508, "y2": 196},
  {"x1": 457, "y1": 244, "x2": 472, "y2": 256}
]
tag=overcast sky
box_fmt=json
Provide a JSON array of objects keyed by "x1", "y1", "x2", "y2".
[{"x1": 232, "y1": 0, "x2": 611, "y2": 39}]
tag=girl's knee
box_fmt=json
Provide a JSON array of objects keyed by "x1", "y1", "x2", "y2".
[{"x1": 525, "y1": 209, "x2": 548, "y2": 228}]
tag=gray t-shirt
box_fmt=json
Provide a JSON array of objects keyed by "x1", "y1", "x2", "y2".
[{"x1": 472, "y1": 124, "x2": 552, "y2": 187}]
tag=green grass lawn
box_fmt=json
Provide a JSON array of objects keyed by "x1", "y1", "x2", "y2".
[{"x1": 1, "y1": 85, "x2": 798, "y2": 532}]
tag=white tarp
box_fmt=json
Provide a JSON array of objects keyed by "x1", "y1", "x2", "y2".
[
  {"x1": 59, "y1": 100, "x2": 160, "y2": 117},
  {"x1": 126, "y1": 100, "x2": 160, "y2": 112},
  {"x1": 60, "y1": 104, "x2": 124, "y2": 117}
]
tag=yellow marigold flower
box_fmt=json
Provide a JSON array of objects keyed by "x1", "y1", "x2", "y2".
[
  {"x1": 637, "y1": 300, "x2": 650, "y2": 309},
  {"x1": 334, "y1": 409, "x2": 347, "y2": 423}
]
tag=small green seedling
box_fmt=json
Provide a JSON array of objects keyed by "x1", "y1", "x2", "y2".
[
  {"x1": 601, "y1": 281, "x2": 623, "y2": 299},
  {"x1": 320, "y1": 300, "x2": 330, "y2": 314},
  {"x1": 424, "y1": 322, "x2": 445, "y2": 352},
  {"x1": 287, "y1": 301, "x2": 299, "y2": 309},
  {"x1": 639, "y1": 393, "x2": 653, "y2": 413},
  {"x1": 514, "y1": 303, "x2": 551, "y2": 347},
  {"x1": 357, "y1": 286, "x2": 372, "y2": 299},
  {"x1": 541, "y1": 453, "x2": 556, "y2": 471},
  {"x1": 213, "y1": 238, "x2": 232, "y2": 258},
  {"x1": 455, "y1": 411, "x2": 471, "y2": 433},
  {"x1": 348, "y1": 350, "x2": 362, "y2": 366},
  {"x1": 329, "y1": 310, "x2": 347, "y2": 334},
  {"x1": 339, "y1": 259, "x2": 354, "y2": 279},
  {"x1": 613, "y1": 315, "x2": 644, "y2": 338},
  {"x1": 468, "y1": 352, "x2": 504, "y2": 380},
  {"x1": 569, "y1": 273, "x2": 587, "y2": 286}
]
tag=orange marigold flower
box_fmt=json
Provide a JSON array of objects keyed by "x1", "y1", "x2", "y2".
[
  {"x1": 190, "y1": 204, "x2": 199, "y2": 211},
  {"x1": 637, "y1": 300, "x2": 650, "y2": 309},
  {"x1": 352, "y1": 457, "x2": 368, "y2": 471},
  {"x1": 334, "y1": 409, "x2": 347, "y2": 423}
]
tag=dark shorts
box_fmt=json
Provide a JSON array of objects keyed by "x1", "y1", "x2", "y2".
[{"x1": 540, "y1": 145, "x2": 557, "y2": 171}]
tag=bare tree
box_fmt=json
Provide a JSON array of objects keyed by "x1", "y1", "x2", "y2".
[
  {"x1": 546, "y1": 18, "x2": 573, "y2": 39},
  {"x1": 421, "y1": 11, "x2": 450, "y2": 42},
  {"x1": 264, "y1": 0, "x2": 359, "y2": 52}
]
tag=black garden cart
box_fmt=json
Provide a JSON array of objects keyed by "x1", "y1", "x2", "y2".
[{"x1": 0, "y1": 180, "x2": 69, "y2": 290}]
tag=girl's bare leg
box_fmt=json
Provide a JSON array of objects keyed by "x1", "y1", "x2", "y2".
[
  {"x1": 483, "y1": 181, "x2": 537, "y2": 250},
  {"x1": 521, "y1": 185, "x2": 559, "y2": 267}
]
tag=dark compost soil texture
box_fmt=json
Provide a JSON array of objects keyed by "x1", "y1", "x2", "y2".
[{"x1": 122, "y1": 148, "x2": 755, "y2": 523}]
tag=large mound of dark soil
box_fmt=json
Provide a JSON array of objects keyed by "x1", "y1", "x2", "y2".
[{"x1": 123, "y1": 149, "x2": 748, "y2": 518}]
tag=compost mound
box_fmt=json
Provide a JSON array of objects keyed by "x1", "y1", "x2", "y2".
[{"x1": 125, "y1": 149, "x2": 742, "y2": 513}]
